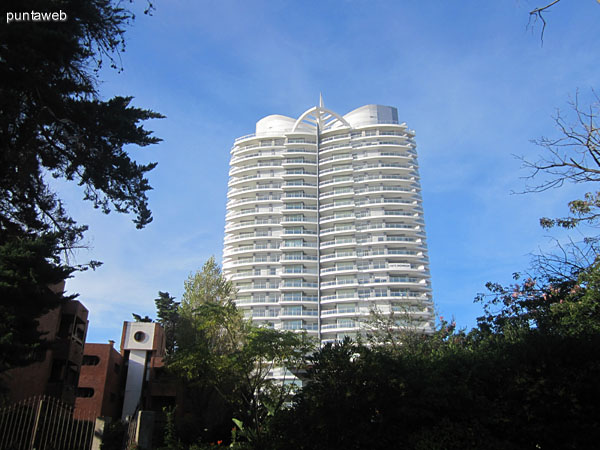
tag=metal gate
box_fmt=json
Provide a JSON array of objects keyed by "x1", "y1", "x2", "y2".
[{"x1": 0, "y1": 395, "x2": 95, "y2": 450}]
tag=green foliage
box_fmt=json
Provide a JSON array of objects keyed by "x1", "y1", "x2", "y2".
[
  {"x1": 155, "y1": 291, "x2": 180, "y2": 355},
  {"x1": 132, "y1": 313, "x2": 153, "y2": 322},
  {"x1": 474, "y1": 264, "x2": 600, "y2": 339},
  {"x1": 1, "y1": 0, "x2": 163, "y2": 247},
  {"x1": 181, "y1": 257, "x2": 235, "y2": 310},
  {"x1": 270, "y1": 332, "x2": 600, "y2": 449},
  {"x1": 267, "y1": 265, "x2": 600, "y2": 450},
  {"x1": 167, "y1": 258, "x2": 315, "y2": 449},
  {"x1": 156, "y1": 407, "x2": 185, "y2": 450},
  {"x1": 99, "y1": 420, "x2": 127, "y2": 450}
]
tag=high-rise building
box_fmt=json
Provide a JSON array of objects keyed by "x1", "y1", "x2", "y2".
[{"x1": 223, "y1": 101, "x2": 433, "y2": 344}]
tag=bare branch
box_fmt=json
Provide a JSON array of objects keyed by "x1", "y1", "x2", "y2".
[{"x1": 528, "y1": 0, "x2": 562, "y2": 44}]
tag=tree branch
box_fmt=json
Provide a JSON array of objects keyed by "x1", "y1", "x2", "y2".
[{"x1": 529, "y1": 0, "x2": 562, "y2": 44}]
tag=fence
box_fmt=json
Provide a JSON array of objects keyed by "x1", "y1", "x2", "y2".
[{"x1": 0, "y1": 395, "x2": 96, "y2": 450}]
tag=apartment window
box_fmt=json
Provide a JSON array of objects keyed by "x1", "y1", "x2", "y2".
[
  {"x1": 76, "y1": 387, "x2": 94, "y2": 398},
  {"x1": 338, "y1": 319, "x2": 356, "y2": 328},
  {"x1": 82, "y1": 355, "x2": 100, "y2": 366},
  {"x1": 283, "y1": 320, "x2": 303, "y2": 330},
  {"x1": 283, "y1": 278, "x2": 303, "y2": 287},
  {"x1": 285, "y1": 265, "x2": 303, "y2": 273},
  {"x1": 283, "y1": 306, "x2": 302, "y2": 316},
  {"x1": 284, "y1": 239, "x2": 304, "y2": 247}
]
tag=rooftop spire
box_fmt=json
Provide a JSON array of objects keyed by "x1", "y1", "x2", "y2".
[{"x1": 319, "y1": 92, "x2": 324, "y2": 108}]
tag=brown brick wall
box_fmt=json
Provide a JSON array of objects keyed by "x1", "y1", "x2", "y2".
[{"x1": 74, "y1": 343, "x2": 123, "y2": 420}]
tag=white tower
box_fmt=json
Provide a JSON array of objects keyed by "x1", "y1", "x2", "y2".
[
  {"x1": 120, "y1": 322, "x2": 164, "y2": 420},
  {"x1": 223, "y1": 102, "x2": 433, "y2": 344}
]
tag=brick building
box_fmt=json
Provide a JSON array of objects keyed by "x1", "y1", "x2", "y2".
[
  {"x1": 2, "y1": 296, "x2": 89, "y2": 405},
  {"x1": 74, "y1": 341, "x2": 124, "y2": 420}
]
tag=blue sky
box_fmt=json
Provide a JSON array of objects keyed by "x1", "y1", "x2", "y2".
[{"x1": 56, "y1": 0, "x2": 600, "y2": 343}]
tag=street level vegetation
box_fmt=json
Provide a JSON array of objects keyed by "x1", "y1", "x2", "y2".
[
  {"x1": 139, "y1": 251, "x2": 600, "y2": 449},
  {"x1": 2, "y1": 1, "x2": 600, "y2": 449}
]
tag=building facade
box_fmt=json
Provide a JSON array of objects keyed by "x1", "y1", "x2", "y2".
[
  {"x1": 119, "y1": 321, "x2": 167, "y2": 420},
  {"x1": 2, "y1": 290, "x2": 89, "y2": 405},
  {"x1": 74, "y1": 342, "x2": 124, "y2": 419},
  {"x1": 223, "y1": 102, "x2": 433, "y2": 344}
]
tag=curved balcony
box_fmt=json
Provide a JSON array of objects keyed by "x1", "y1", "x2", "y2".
[
  {"x1": 226, "y1": 196, "x2": 282, "y2": 209},
  {"x1": 319, "y1": 176, "x2": 354, "y2": 188},
  {"x1": 225, "y1": 219, "x2": 281, "y2": 233},
  {"x1": 279, "y1": 281, "x2": 318, "y2": 291},
  {"x1": 227, "y1": 183, "x2": 282, "y2": 199},
  {"x1": 282, "y1": 148, "x2": 317, "y2": 156},
  {"x1": 319, "y1": 143, "x2": 352, "y2": 157},
  {"x1": 353, "y1": 175, "x2": 417, "y2": 186},
  {"x1": 282, "y1": 158, "x2": 317, "y2": 167},
  {"x1": 318, "y1": 153, "x2": 353, "y2": 166},
  {"x1": 320, "y1": 213, "x2": 355, "y2": 225},
  {"x1": 280, "y1": 254, "x2": 318, "y2": 263},
  {"x1": 356, "y1": 249, "x2": 424, "y2": 259},
  {"x1": 224, "y1": 232, "x2": 280, "y2": 244},
  {"x1": 319, "y1": 166, "x2": 354, "y2": 177},
  {"x1": 320, "y1": 322, "x2": 360, "y2": 333},
  {"x1": 319, "y1": 201, "x2": 355, "y2": 212},
  {"x1": 235, "y1": 298, "x2": 280, "y2": 306},
  {"x1": 282, "y1": 185, "x2": 318, "y2": 195},
  {"x1": 320, "y1": 307, "x2": 358, "y2": 318},
  {"x1": 282, "y1": 217, "x2": 318, "y2": 226},
  {"x1": 354, "y1": 163, "x2": 414, "y2": 174},
  {"x1": 237, "y1": 285, "x2": 281, "y2": 294},
  {"x1": 320, "y1": 238, "x2": 357, "y2": 250},
  {"x1": 320, "y1": 225, "x2": 355, "y2": 236},
  {"x1": 355, "y1": 223, "x2": 421, "y2": 233},
  {"x1": 230, "y1": 150, "x2": 285, "y2": 165},
  {"x1": 280, "y1": 322, "x2": 319, "y2": 332},
  {"x1": 281, "y1": 192, "x2": 318, "y2": 201},
  {"x1": 320, "y1": 292, "x2": 430, "y2": 305},
  {"x1": 279, "y1": 294, "x2": 318, "y2": 305},
  {"x1": 226, "y1": 208, "x2": 282, "y2": 221},
  {"x1": 279, "y1": 310, "x2": 319, "y2": 319},
  {"x1": 319, "y1": 133, "x2": 351, "y2": 144},
  {"x1": 354, "y1": 151, "x2": 414, "y2": 163},
  {"x1": 230, "y1": 270, "x2": 280, "y2": 281},
  {"x1": 355, "y1": 210, "x2": 422, "y2": 221},
  {"x1": 280, "y1": 244, "x2": 319, "y2": 253},
  {"x1": 329, "y1": 263, "x2": 426, "y2": 275},
  {"x1": 282, "y1": 170, "x2": 317, "y2": 180},
  {"x1": 224, "y1": 244, "x2": 281, "y2": 258},
  {"x1": 228, "y1": 256, "x2": 280, "y2": 267},
  {"x1": 320, "y1": 252, "x2": 357, "y2": 262},
  {"x1": 228, "y1": 174, "x2": 283, "y2": 189},
  {"x1": 319, "y1": 188, "x2": 354, "y2": 200},
  {"x1": 229, "y1": 161, "x2": 282, "y2": 176}
]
